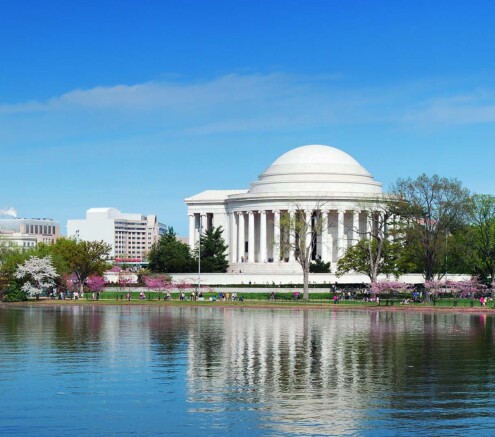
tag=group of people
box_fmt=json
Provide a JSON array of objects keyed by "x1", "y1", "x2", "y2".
[{"x1": 218, "y1": 291, "x2": 240, "y2": 301}]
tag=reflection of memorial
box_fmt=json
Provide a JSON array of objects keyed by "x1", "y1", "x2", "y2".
[
  {"x1": 185, "y1": 308, "x2": 375, "y2": 433},
  {"x1": 184, "y1": 309, "x2": 481, "y2": 434}
]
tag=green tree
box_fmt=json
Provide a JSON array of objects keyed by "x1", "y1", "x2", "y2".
[
  {"x1": 336, "y1": 239, "x2": 406, "y2": 282},
  {"x1": 196, "y1": 226, "x2": 229, "y2": 273},
  {"x1": 0, "y1": 241, "x2": 41, "y2": 301},
  {"x1": 392, "y1": 174, "x2": 471, "y2": 281},
  {"x1": 148, "y1": 227, "x2": 194, "y2": 273},
  {"x1": 468, "y1": 194, "x2": 495, "y2": 283},
  {"x1": 335, "y1": 197, "x2": 407, "y2": 283},
  {"x1": 309, "y1": 258, "x2": 331, "y2": 273},
  {"x1": 49, "y1": 238, "x2": 111, "y2": 293}
]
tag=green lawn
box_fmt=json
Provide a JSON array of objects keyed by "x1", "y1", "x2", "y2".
[{"x1": 57, "y1": 290, "x2": 494, "y2": 309}]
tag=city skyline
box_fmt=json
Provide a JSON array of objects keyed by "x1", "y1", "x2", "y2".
[{"x1": 2, "y1": 1, "x2": 495, "y2": 235}]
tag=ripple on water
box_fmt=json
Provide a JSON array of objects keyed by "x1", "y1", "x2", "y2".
[{"x1": 2, "y1": 305, "x2": 495, "y2": 435}]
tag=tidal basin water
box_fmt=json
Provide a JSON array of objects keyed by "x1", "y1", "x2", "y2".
[{"x1": 1, "y1": 305, "x2": 495, "y2": 436}]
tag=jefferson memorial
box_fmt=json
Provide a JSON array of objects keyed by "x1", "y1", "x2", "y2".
[{"x1": 185, "y1": 145, "x2": 385, "y2": 273}]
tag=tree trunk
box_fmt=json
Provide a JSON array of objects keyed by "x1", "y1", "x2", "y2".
[
  {"x1": 303, "y1": 265, "x2": 309, "y2": 300},
  {"x1": 80, "y1": 281, "x2": 84, "y2": 295}
]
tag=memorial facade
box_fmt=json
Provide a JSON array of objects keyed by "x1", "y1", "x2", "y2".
[{"x1": 185, "y1": 144, "x2": 386, "y2": 271}]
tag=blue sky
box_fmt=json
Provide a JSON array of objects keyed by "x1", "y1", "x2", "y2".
[{"x1": 2, "y1": 0, "x2": 495, "y2": 235}]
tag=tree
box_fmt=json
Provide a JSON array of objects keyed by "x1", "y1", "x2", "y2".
[
  {"x1": 279, "y1": 204, "x2": 324, "y2": 300},
  {"x1": 0, "y1": 242, "x2": 53, "y2": 301},
  {"x1": 86, "y1": 275, "x2": 106, "y2": 295},
  {"x1": 337, "y1": 239, "x2": 405, "y2": 282},
  {"x1": 49, "y1": 238, "x2": 111, "y2": 293},
  {"x1": 425, "y1": 277, "x2": 487, "y2": 298},
  {"x1": 143, "y1": 274, "x2": 172, "y2": 297},
  {"x1": 370, "y1": 280, "x2": 413, "y2": 298},
  {"x1": 195, "y1": 226, "x2": 229, "y2": 273},
  {"x1": 309, "y1": 259, "x2": 331, "y2": 273},
  {"x1": 336, "y1": 197, "x2": 408, "y2": 283},
  {"x1": 468, "y1": 194, "x2": 495, "y2": 283},
  {"x1": 14, "y1": 256, "x2": 58, "y2": 298},
  {"x1": 148, "y1": 227, "x2": 194, "y2": 273},
  {"x1": 392, "y1": 174, "x2": 471, "y2": 283}
]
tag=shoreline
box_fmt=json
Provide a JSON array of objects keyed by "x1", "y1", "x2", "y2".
[{"x1": 2, "y1": 299, "x2": 494, "y2": 314}]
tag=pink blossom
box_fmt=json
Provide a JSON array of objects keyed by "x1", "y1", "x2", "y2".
[
  {"x1": 86, "y1": 275, "x2": 106, "y2": 292},
  {"x1": 370, "y1": 281, "x2": 413, "y2": 295},
  {"x1": 143, "y1": 275, "x2": 171, "y2": 292}
]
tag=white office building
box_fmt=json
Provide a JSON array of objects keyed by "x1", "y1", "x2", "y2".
[{"x1": 67, "y1": 208, "x2": 165, "y2": 259}]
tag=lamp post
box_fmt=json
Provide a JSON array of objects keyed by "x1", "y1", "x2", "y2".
[{"x1": 197, "y1": 215, "x2": 202, "y2": 292}]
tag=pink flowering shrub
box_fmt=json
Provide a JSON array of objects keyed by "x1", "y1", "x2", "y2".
[
  {"x1": 370, "y1": 281, "x2": 413, "y2": 296},
  {"x1": 142, "y1": 275, "x2": 171, "y2": 293},
  {"x1": 425, "y1": 277, "x2": 487, "y2": 298},
  {"x1": 86, "y1": 275, "x2": 106, "y2": 293}
]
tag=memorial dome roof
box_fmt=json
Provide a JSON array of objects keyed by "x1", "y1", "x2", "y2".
[{"x1": 247, "y1": 144, "x2": 382, "y2": 195}]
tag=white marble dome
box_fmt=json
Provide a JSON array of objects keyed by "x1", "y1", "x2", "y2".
[{"x1": 248, "y1": 144, "x2": 382, "y2": 195}]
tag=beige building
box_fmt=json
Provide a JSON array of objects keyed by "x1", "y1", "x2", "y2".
[
  {"x1": 0, "y1": 217, "x2": 60, "y2": 248},
  {"x1": 67, "y1": 208, "x2": 165, "y2": 259}
]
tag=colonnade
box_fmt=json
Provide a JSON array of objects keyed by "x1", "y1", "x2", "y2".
[{"x1": 189, "y1": 208, "x2": 383, "y2": 265}]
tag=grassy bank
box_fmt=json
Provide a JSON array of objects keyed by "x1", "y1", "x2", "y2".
[{"x1": 36, "y1": 290, "x2": 495, "y2": 310}]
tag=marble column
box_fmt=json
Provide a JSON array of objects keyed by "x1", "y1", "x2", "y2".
[
  {"x1": 366, "y1": 212, "x2": 372, "y2": 238},
  {"x1": 260, "y1": 210, "x2": 267, "y2": 263},
  {"x1": 273, "y1": 210, "x2": 280, "y2": 262},
  {"x1": 188, "y1": 214, "x2": 195, "y2": 250},
  {"x1": 337, "y1": 209, "x2": 345, "y2": 258},
  {"x1": 304, "y1": 209, "x2": 312, "y2": 251},
  {"x1": 320, "y1": 210, "x2": 329, "y2": 262},
  {"x1": 238, "y1": 212, "x2": 245, "y2": 262},
  {"x1": 230, "y1": 212, "x2": 237, "y2": 263},
  {"x1": 389, "y1": 214, "x2": 396, "y2": 242},
  {"x1": 289, "y1": 209, "x2": 295, "y2": 262},
  {"x1": 377, "y1": 212, "x2": 384, "y2": 239},
  {"x1": 248, "y1": 211, "x2": 255, "y2": 263},
  {"x1": 352, "y1": 210, "x2": 360, "y2": 246}
]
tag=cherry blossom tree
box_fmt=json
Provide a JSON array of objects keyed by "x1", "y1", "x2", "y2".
[
  {"x1": 370, "y1": 280, "x2": 413, "y2": 298},
  {"x1": 424, "y1": 277, "x2": 487, "y2": 299},
  {"x1": 143, "y1": 275, "x2": 171, "y2": 298},
  {"x1": 14, "y1": 256, "x2": 58, "y2": 298},
  {"x1": 448, "y1": 278, "x2": 487, "y2": 298},
  {"x1": 86, "y1": 275, "x2": 106, "y2": 295},
  {"x1": 118, "y1": 270, "x2": 134, "y2": 295}
]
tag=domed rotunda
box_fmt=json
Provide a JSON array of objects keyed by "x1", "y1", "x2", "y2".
[{"x1": 185, "y1": 145, "x2": 385, "y2": 270}]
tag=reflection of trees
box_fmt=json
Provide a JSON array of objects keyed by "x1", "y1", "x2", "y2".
[
  {"x1": 148, "y1": 306, "x2": 189, "y2": 358},
  {"x1": 0, "y1": 305, "x2": 106, "y2": 354}
]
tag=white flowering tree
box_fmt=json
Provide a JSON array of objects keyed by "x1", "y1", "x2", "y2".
[{"x1": 14, "y1": 256, "x2": 58, "y2": 298}]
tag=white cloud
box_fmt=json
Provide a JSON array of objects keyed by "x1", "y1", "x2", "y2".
[
  {"x1": 1, "y1": 73, "x2": 495, "y2": 142},
  {"x1": 402, "y1": 89, "x2": 495, "y2": 125}
]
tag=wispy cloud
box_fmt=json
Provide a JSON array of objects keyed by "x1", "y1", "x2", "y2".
[
  {"x1": 1, "y1": 73, "x2": 495, "y2": 147},
  {"x1": 402, "y1": 89, "x2": 495, "y2": 125}
]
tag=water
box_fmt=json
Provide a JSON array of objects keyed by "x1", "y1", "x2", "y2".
[{"x1": 1, "y1": 305, "x2": 495, "y2": 436}]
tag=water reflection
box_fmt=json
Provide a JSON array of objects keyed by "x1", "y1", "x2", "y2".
[
  {"x1": 184, "y1": 308, "x2": 495, "y2": 435},
  {"x1": 1, "y1": 305, "x2": 495, "y2": 436}
]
